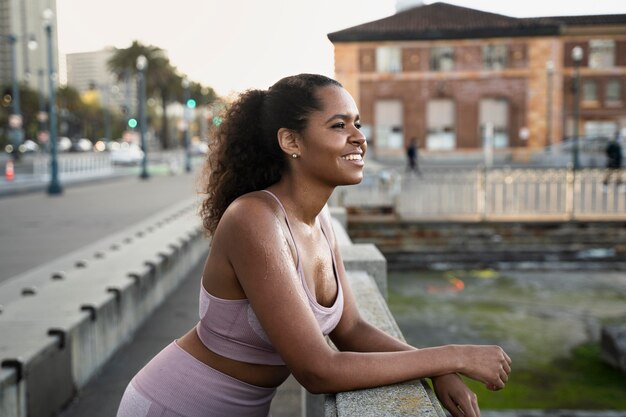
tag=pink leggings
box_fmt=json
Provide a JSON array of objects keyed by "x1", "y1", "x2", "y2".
[{"x1": 116, "y1": 341, "x2": 276, "y2": 417}]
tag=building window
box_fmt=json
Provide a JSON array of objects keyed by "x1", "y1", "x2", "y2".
[
  {"x1": 426, "y1": 99, "x2": 455, "y2": 150},
  {"x1": 482, "y1": 45, "x2": 508, "y2": 70},
  {"x1": 588, "y1": 40, "x2": 615, "y2": 68},
  {"x1": 582, "y1": 80, "x2": 597, "y2": 102},
  {"x1": 374, "y1": 100, "x2": 404, "y2": 150},
  {"x1": 479, "y1": 98, "x2": 509, "y2": 148},
  {"x1": 606, "y1": 79, "x2": 622, "y2": 103},
  {"x1": 376, "y1": 47, "x2": 402, "y2": 73},
  {"x1": 430, "y1": 47, "x2": 454, "y2": 71}
]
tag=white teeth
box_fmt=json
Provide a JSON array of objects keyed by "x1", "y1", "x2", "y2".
[{"x1": 342, "y1": 154, "x2": 362, "y2": 161}]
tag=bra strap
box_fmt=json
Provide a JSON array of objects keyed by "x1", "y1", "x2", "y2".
[{"x1": 259, "y1": 190, "x2": 301, "y2": 269}]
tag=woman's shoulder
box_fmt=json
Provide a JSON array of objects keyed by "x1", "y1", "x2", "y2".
[{"x1": 219, "y1": 190, "x2": 282, "y2": 230}]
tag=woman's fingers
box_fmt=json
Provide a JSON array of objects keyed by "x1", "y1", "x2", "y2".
[{"x1": 442, "y1": 392, "x2": 479, "y2": 417}]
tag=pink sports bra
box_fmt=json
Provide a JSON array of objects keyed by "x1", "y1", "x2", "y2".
[{"x1": 195, "y1": 190, "x2": 344, "y2": 366}]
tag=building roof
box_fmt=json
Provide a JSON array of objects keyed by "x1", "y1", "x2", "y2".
[{"x1": 327, "y1": 2, "x2": 626, "y2": 42}]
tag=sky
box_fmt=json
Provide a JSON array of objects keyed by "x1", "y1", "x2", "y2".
[{"x1": 56, "y1": 0, "x2": 626, "y2": 96}]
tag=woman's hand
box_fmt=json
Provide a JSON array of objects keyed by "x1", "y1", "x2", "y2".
[
  {"x1": 431, "y1": 373, "x2": 480, "y2": 417},
  {"x1": 455, "y1": 345, "x2": 512, "y2": 390}
]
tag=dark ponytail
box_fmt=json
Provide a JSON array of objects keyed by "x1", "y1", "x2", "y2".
[{"x1": 200, "y1": 74, "x2": 342, "y2": 235}]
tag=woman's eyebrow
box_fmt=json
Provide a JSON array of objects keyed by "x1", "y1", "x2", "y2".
[{"x1": 324, "y1": 113, "x2": 360, "y2": 123}]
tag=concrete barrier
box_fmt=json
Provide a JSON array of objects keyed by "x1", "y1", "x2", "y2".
[
  {"x1": 303, "y1": 211, "x2": 445, "y2": 417},
  {"x1": 0, "y1": 198, "x2": 208, "y2": 417}
]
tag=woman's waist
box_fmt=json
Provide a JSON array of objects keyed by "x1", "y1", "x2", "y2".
[{"x1": 177, "y1": 327, "x2": 290, "y2": 388}]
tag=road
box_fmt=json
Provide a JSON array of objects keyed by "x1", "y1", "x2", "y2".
[{"x1": 0, "y1": 172, "x2": 203, "y2": 283}]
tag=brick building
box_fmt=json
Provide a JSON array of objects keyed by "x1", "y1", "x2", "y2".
[{"x1": 328, "y1": 2, "x2": 626, "y2": 158}]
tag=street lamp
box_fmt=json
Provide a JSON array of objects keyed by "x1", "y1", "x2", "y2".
[
  {"x1": 136, "y1": 55, "x2": 149, "y2": 180},
  {"x1": 37, "y1": 68, "x2": 48, "y2": 141},
  {"x1": 545, "y1": 60, "x2": 554, "y2": 153},
  {"x1": 43, "y1": 9, "x2": 62, "y2": 195},
  {"x1": 571, "y1": 46, "x2": 583, "y2": 170},
  {"x1": 1, "y1": 34, "x2": 24, "y2": 160},
  {"x1": 182, "y1": 78, "x2": 192, "y2": 173}
]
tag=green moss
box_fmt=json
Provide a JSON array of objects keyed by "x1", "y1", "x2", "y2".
[{"x1": 464, "y1": 343, "x2": 626, "y2": 409}]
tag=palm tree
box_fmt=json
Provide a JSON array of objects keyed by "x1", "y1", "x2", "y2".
[{"x1": 108, "y1": 41, "x2": 177, "y2": 148}]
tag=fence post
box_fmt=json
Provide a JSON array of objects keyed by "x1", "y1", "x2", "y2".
[
  {"x1": 565, "y1": 164, "x2": 575, "y2": 220},
  {"x1": 477, "y1": 165, "x2": 487, "y2": 220}
]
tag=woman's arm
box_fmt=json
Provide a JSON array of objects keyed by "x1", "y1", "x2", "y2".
[
  {"x1": 323, "y1": 208, "x2": 505, "y2": 417},
  {"x1": 222, "y1": 198, "x2": 511, "y2": 397}
]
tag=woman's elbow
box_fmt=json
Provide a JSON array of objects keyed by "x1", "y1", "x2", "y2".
[{"x1": 291, "y1": 356, "x2": 341, "y2": 394}]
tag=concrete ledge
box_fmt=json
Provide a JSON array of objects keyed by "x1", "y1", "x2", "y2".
[
  {"x1": 0, "y1": 197, "x2": 208, "y2": 417},
  {"x1": 339, "y1": 245, "x2": 387, "y2": 298},
  {"x1": 328, "y1": 271, "x2": 445, "y2": 417}
]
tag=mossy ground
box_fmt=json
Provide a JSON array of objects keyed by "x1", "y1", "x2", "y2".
[{"x1": 388, "y1": 270, "x2": 626, "y2": 409}]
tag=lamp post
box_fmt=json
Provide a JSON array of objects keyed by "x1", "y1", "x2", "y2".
[
  {"x1": 545, "y1": 60, "x2": 554, "y2": 153},
  {"x1": 37, "y1": 68, "x2": 48, "y2": 142},
  {"x1": 136, "y1": 55, "x2": 149, "y2": 180},
  {"x1": 3, "y1": 34, "x2": 24, "y2": 160},
  {"x1": 571, "y1": 46, "x2": 583, "y2": 170},
  {"x1": 182, "y1": 78, "x2": 192, "y2": 173},
  {"x1": 43, "y1": 9, "x2": 62, "y2": 195}
]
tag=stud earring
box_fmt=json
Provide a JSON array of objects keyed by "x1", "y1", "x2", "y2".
[{"x1": 291, "y1": 153, "x2": 299, "y2": 159}]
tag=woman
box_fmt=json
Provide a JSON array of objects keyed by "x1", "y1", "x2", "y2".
[{"x1": 116, "y1": 74, "x2": 511, "y2": 417}]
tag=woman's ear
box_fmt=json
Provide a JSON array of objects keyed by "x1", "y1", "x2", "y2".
[{"x1": 277, "y1": 128, "x2": 301, "y2": 158}]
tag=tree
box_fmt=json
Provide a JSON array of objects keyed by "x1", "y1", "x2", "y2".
[
  {"x1": 108, "y1": 41, "x2": 219, "y2": 149},
  {"x1": 108, "y1": 41, "x2": 177, "y2": 149}
]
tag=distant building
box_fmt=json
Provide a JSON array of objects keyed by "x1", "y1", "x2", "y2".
[
  {"x1": 328, "y1": 2, "x2": 626, "y2": 157},
  {"x1": 0, "y1": 0, "x2": 58, "y2": 95},
  {"x1": 66, "y1": 48, "x2": 131, "y2": 114}
]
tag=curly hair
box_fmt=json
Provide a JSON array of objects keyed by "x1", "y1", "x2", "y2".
[{"x1": 199, "y1": 74, "x2": 343, "y2": 235}]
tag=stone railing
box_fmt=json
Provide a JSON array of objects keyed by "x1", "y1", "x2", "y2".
[
  {"x1": 0, "y1": 198, "x2": 207, "y2": 417},
  {"x1": 304, "y1": 208, "x2": 446, "y2": 417}
]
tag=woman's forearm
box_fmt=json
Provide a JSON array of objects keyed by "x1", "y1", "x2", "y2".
[{"x1": 304, "y1": 346, "x2": 459, "y2": 394}]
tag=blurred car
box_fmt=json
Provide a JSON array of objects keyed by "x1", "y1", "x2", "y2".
[
  {"x1": 110, "y1": 144, "x2": 144, "y2": 165},
  {"x1": 59, "y1": 137, "x2": 72, "y2": 152},
  {"x1": 107, "y1": 141, "x2": 122, "y2": 151},
  {"x1": 558, "y1": 136, "x2": 612, "y2": 153},
  {"x1": 70, "y1": 138, "x2": 93, "y2": 152},
  {"x1": 19, "y1": 140, "x2": 40, "y2": 154},
  {"x1": 190, "y1": 141, "x2": 209, "y2": 155},
  {"x1": 94, "y1": 139, "x2": 108, "y2": 152}
]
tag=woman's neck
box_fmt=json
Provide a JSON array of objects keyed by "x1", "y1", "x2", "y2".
[{"x1": 268, "y1": 177, "x2": 333, "y2": 227}]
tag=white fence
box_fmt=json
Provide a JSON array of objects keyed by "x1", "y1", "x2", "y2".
[
  {"x1": 334, "y1": 167, "x2": 626, "y2": 221},
  {"x1": 34, "y1": 154, "x2": 114, "y2": 179}
]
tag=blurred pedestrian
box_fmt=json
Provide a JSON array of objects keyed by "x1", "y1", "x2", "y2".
[
  {"x1": 116, "y1": 74, "x2": 510, "y2": 417},
  {"x1": 603, "y1": 133, "x2": 623, "y2": 187},
  {"x1": 406, "y1": 137, "x2": 421, "y2": 176}
]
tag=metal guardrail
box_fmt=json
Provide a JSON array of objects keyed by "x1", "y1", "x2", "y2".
[
  {"x1": 33, "y1": 153, "x2": 114, "y2": 179},
  {"x1": 335, "y1": 167, "x2": 626, "y2": 220},
  {"x1": 31, "y1": 150, "x2": 205, "y2": 180}
]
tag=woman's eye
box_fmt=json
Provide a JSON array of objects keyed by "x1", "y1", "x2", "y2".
[
  {"x1": 332, "y1": 122, "x2": 346, "y2": 129},
  {"x1": 355, "y1": 123, "x2": 362, "y2": 129}
]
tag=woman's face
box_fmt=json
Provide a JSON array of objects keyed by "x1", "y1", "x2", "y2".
[{"x1": 297, "y1": 86, "x2": 366, "y2": 187}]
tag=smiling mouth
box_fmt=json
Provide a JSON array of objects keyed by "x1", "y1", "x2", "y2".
[{"x1": 341, "y1": 154, "x2": 363, "y2": 161}]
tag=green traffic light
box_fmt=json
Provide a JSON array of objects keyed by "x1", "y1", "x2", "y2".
[
  {"x1": 186, "y1": 99, "x2": 197, "y2": 108},
  {"x1": 128, "y1": 118, "x2": 138, "y2": 128}
]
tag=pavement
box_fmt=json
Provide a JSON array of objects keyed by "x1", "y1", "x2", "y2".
[{"x1": 0, "y1": 172, "x2": 202, "y2": 282}]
